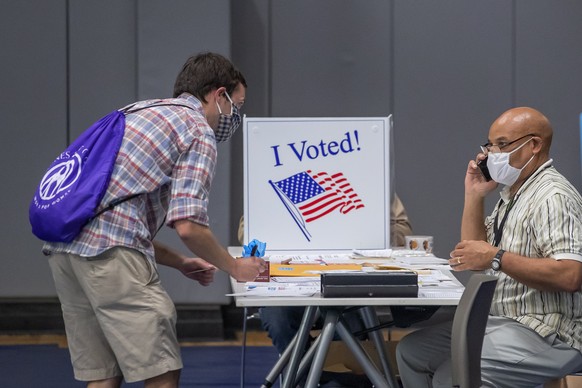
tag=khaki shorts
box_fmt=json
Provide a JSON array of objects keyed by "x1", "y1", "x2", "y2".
[{"x1": 48, "y1": 247, "x2": 182, "y2": 383}]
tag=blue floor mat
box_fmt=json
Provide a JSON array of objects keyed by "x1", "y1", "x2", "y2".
[{"x1": 0, "y1": 344, "x2": 280, "y2": 387}]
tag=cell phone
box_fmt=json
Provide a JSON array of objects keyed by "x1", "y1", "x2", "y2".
[{"x1": 477, "y1": 157, "x2": 492, "y2": 181}]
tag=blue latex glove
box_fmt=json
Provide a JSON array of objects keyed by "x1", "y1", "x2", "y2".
[{"x1": 242, "y1": 239, "x2": 267, "y2": 257}]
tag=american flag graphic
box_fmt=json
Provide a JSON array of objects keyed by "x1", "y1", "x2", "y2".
[{"x1": 269, "y1": 170, "x2": 364, "y2": 240}]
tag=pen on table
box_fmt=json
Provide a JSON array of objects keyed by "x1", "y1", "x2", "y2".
[{"x1": 185, "y1": 267, "x2": 213, "y2": 276}]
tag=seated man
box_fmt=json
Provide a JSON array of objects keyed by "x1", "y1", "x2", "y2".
[
  {"x1": 396, "y1": 107, "x2": 582, "y2": 387},
  {"x1": 238, "y1": 194, "x2": 413, "y2": 355}
]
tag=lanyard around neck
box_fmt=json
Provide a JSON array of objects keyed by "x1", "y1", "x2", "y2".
[
  {"x1": 493, "y1": 196, "x2": 518, "y2": 247},
  {"x1": 492, "y1": 163, "x2": 552, "y2": 247}
]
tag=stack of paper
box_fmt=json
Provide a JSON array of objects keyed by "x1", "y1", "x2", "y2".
[
  {"x1": 228, "y1": 278, "x2": 320, "y2": 297},
  {"x1": 268, "y1": 254, "x2": 362, "y2": 276}
]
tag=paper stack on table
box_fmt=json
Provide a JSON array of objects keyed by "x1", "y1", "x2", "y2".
[
  {"x1": 227, "y1": 277, "x2": 320, "y2": 297},
  {"x1": 230, "y1": 252, "x2": 464, "y2": 298},
  {"x1": 268, "y1": 254, "x2": 362, "y2": 276}
]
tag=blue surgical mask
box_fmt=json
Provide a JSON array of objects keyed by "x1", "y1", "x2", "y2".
[{"x1": 215, "y1": 92, "x2": 241, "y2": 142}]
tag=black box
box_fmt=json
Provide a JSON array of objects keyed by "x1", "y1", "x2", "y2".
[{"x1": 320, "y1": 271, "x2": 418, "y2": 298}]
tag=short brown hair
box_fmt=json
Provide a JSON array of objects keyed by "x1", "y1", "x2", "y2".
[{"x1": 173, "y1": 52, "x2": 247, "y2": 101}]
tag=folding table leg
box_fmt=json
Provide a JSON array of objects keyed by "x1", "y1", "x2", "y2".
[
  {"x1": 295, "y1": 334, "x2": 321, "y2": 383},
  {"x1": 360, "y1": 306, "x2": 399, "y2": 387},
  {"x1": 282, "y1": 306, "x2": 318, "y2": 388},
  {"x1": 240, "y1": 307, "x2": 248, "y2": 388},
  {"x1": 336, "y1": 320, "x2": 391, "y2": 388},
  {"x1": 260, "y1": 334, "x2": 296, "y2": 388},
  {"x1": 305, "y1": 308, "x2": 340, "y2": 388}
]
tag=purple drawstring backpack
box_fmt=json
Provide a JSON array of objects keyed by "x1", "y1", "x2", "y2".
[{"x1": 29, "y1": 102, "x2": 192, "y2": 243}]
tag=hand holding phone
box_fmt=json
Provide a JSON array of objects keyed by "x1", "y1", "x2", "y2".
[{"x1": 477, "y1": 157, "x2": 492, "y2": 181}]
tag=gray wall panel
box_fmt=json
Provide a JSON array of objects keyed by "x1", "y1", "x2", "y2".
[
  {"x1": 230, "y1": 0, "x2": 271, "y2": 243},
  {"x1": 231, "y1": 0, "x2": 271, "y2": 118},
  {"x1": 270, "y1": 0, "x2": 392, "y2": 117},
  {"x1": 137, "y1": 0, "x2": 231, "y2": 99},
  {"x1": 0, "y1": 1, "x2": 67, "y2": 296},
  {"x1": 69, "y1": 1, "x2": 138, "y2": 136},
  {"x1": 393, "y1": 1, "x2": 513, "y2": 256},
  {"x1": 515, "y1": 1, "x2": 582, "y2": 190}
]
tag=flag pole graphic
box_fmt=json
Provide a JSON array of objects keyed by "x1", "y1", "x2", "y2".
[{"x1": 269, "y1": 180, "x2": 312, "y2": 241}]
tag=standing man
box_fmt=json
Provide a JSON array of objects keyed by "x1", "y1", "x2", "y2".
[
  {"x1": 42, "y1": 52, "x2": 266, "y2": 387},
  {"x1": 397, "y1": 107, "x2": 582, "y2": 387}
]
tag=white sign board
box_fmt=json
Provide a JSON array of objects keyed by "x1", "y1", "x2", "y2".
[{"x1": 243, "y1": 116, "x2": 391, "y2": 253}]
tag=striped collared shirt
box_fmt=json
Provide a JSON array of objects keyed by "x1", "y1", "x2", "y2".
[
  {"x1": 43, "y1": 93, "x2": 216, "y2": 263},
  {"x1": 486, "y1": 159, "x2": 582, "y2": 351}
]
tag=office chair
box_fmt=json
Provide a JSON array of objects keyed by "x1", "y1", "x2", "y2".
[{"x1": 451, "y1": 274, "x2": 498, "y2": 388}]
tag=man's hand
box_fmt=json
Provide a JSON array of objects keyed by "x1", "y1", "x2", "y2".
[
  {"x1": 179, "y1": 257, "x2": 217, "y2": 286},
  {"x1": 449, "y1": 240, "x2": 498, "y2": 271},
  {"x1": 465, "y1": 155, "x2": 498, "y2": 197},
  {"x1": 231, "y1": 256, "x2": 268, "y2": 282},
  {"x1": 461, "y1": 155, "x2": 498, "y2": 241}
]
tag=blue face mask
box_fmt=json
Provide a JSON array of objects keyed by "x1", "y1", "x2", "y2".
[{"x1": 215, "y1": 91, "x2": 241, "y2": 142}]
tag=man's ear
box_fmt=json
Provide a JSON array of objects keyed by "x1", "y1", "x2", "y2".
[
  {"x1": 203, "y1": 87, "x2": 222, "y2": 105},
  {"x1": 531, "y1": 136, "x2": 543, "y2": 154},
  {"x1": 215, "y1": 86, "x2": 226, "y2": 100}
]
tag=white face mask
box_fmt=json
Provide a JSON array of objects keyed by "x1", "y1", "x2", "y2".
[{"x1": 487, "y1": 137, "x2": 534, "y2": 186}]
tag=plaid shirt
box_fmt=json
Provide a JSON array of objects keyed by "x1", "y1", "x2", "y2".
[
  {"x1": 486, "y1": 160, "x2": 582, "y2": 351},
  {"x1": 43, "y1": 94, "x2": 217, "y2": 262}
]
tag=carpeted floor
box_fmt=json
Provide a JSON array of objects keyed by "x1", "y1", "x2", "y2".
[{"x1": 0, "y1": 344, "x2": 280, "y2": 387}]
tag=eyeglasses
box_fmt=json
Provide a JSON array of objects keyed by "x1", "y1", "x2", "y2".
[
  {"x1": 224, "y1": 91, "x2": 245, "y2": 111},
  {"x1": 480, "y1": 133, "x2": 536, "y2": 154}
]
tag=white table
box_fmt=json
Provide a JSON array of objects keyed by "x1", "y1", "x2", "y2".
[{"x1": 228, "y1": 248, "x2": 463, "y2": 388}]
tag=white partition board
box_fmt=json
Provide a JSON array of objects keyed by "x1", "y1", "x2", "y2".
[{"x1": 243, "y1": 116, "x2": 391, "y2": 253}]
